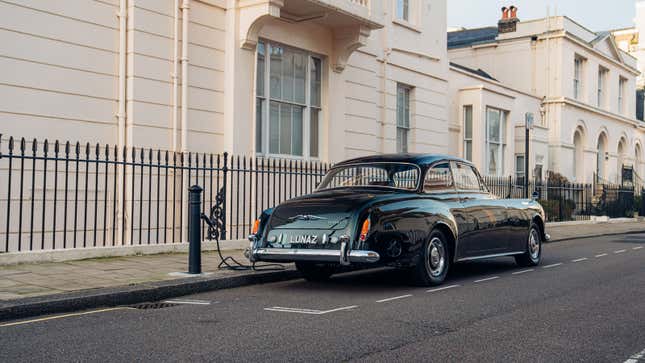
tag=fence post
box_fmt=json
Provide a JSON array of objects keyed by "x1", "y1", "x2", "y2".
[
  {"x1": 221, "y1": 152, "x2": 228, "y2": 241},
  {"x1": 188, "y1": 185, "x2": 203, "y2": 274}
]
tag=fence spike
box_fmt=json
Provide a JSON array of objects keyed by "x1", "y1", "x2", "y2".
[
  {"x1": 20, "y1": 138, "x2": 26, "y2": 154},
  {"x1": 31, "y1": 138, "x2": 37, "y2": 153},
  {"x1": 65, "y1": 141, "x2": 70, "y2": 155},
  {"x1": 85, "y1": 142, "x2": 90, "y2": 157},
  {"x1": 105, "y1": 144, "x2": 110, "y2": 158},
  {"x1": 54, "y1": 140, "x2": 60, "y2": 154},
  {"x1": 43, "y1": 139, "x2": 49, "y2": 155},
  {"x1": 9, "y1": 136, "x2": 14, "y2": 152},
  {"x1": 165, "y1": 150, "x2": 169, "y2": 163},
  {"x1": 95, "y1": 143, "x2": 100, "y2": 158},
  {"x1": 75, "y1": 142, "x2": 80, "y2": 156}
]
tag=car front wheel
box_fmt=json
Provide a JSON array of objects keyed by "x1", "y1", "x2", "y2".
[
  {"x1": 515, "y1": 223, "x2": 542, "y2": 267},
  {"x1": 411, "y1": 229, "x2": 450, "y2": 286}
]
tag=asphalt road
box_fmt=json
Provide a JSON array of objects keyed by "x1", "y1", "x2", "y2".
[{"x1": 2, "y1": 233, "x2": 645, "y2": 362}]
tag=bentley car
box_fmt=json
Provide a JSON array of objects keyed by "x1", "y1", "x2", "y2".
[{"x1": 247, "y1": 154, "x2": 548, "y2": 286}]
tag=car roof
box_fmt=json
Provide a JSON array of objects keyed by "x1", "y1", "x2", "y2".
[{"x1": 333, "y1": 153, "x2": 472, "y2": 167}]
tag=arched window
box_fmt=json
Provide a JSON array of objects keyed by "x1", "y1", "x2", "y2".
[
  {"x1": 617, "y1": 137, "x2": 627, "y2": 183},
  {"x1": 636, "y1": 143, "x2": 643, "y2": 178},
  {"x1": 596, "y1": 133, "x2": 607, "y2": 180},
  {"x1": 573, "y1": 128, "x2": 584, "y2": 181}
]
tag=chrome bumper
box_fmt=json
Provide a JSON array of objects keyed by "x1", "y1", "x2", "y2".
[{"x1": 251, "y1": 248, "x2": 380, "y2": 264}]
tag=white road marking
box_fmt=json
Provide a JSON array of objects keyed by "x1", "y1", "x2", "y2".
[
  {"x1": 474, "y1": 276, "x2": 499, "y2": 283},
  {"x1": 572, "y1": 257, "x2": 588, "y2": 262},
  {"x1": 376, "y1": 294, "x2": 413, "y2": 303},
  {"x1": 543, "y1": 263, "x2": 563, "y2": 269},
  {"x1": 426, "y1": 284, "x2": 460, "y2": 293},
  {"x1": 0, "y1": 307, "x2": 135, "y2": 328},
  {"x1": 164, "y1": 299, "x2": 211, "y2": 305},
  {"x1": 623, "y1": 347, "x2": 645, "y2": 363},
  {"x1": 634, "y1": 246, "x2": 643, "y2": 250},
  {"x1": 263, "y1": 305, "x2": 358, "y2": 315},
  {"x1": 595, "y1": 253, "x2": 608, "y2": 258},
  {"x1": 512, "y1": 269, "x2": 534, "y2": 275},
  {"x1": 614, "y1": 249, "x2": 627, "y2": 254}
]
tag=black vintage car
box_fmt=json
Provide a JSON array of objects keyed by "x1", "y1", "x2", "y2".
[{"x1": 248, "y1": 154, "x2": 548, "y2": 286}]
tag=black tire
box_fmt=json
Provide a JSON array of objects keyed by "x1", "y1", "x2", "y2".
[
  {"x1": 515, "y1": 223, "x2": 542, "y2": 267},
  {"x1": 295, "y1": 262, "x2": 335, "y2": 282},
  {"x1": 410, "y1": 229, "x2": 451, "y2": 286}
]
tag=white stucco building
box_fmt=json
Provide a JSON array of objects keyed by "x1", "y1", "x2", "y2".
[
  {"x1": 0, "y1": 0, "x2": 450, "y2": 163},
  {"x1": 449, "y1": 8, "x2": 645, "y2": 184}
]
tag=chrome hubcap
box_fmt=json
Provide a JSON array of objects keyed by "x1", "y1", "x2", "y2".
[
  {"x1": 427, "y1": 237, "x2": 445, "y2": 277},
  {"x1": 529, "y1": 229, "x2": 540, "y2": 259}
]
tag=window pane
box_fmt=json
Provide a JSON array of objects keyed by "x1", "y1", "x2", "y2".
[
  {"x1": 488, "y1": 143, "x2": 500, "y2": 175},
  {"x1": 464, "y1": 105, "x2": 472, "y2": 139},
  {"x1": 269, "y1": 101, "x2": 280, "y2": 154},
  {"x1": 464, "y1": 141, "x2": 472, "y2": 161},
  {"x1": 292, "y1": 106, "x2": 303, "y2": 156},
  {"x1": 294, "y1": 52, "x2": 306, "y2": 104},
  {"x1": 256, "y1": 98, "x2": 263, "y2": 151},
  {"x1": 310, "y1": 109, "x2": 319, "y2": 157},
  {"x1": 256, "y1": 42, "x2": 265, "y2": 97},
  {"x1": 487, "y1": 108, "x2": 500, "y2": 142},
  {"x1": 424, "y1": 163, "x2": 454, "y2": 192},
  {"x1": 397, "y1": 128, "x2": 408, "y2": 153},
  {"x1": 454, "y1": 164, "x2": 481, "y2": 191},
  {"x1": 280, "y1": 103, "x2": 292, "y2": 154},
  {"x1": 397, "y1": 0, "x2": 409, "y2": 20},
  {"x1": 270, "y1": 45, "x2": 283, "y2": 99},
  {"x1": 310, "y1": 57, "x2": 322, "y2": 107},
  {"x1": 283, "y1": 49, "x2": 294, "y2": 102}
]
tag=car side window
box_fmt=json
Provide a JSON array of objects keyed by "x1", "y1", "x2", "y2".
[
  {"x1": 452, "y1": 163, "x2": 483, "y2": 191},
  {"x1": 423, "y1": 163, "x2": 454, "y2": 193}
]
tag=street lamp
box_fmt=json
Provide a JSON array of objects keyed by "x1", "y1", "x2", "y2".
[{"x1": 525, "y1": 112, "x2": 534, "y2": 198}]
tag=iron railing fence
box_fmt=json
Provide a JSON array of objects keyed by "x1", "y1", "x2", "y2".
[
  {"x1": 0, "y1": 136, "x2": 330, "y2": 253},
  {"x1": 0, "y1": 134, "x2": 641, "y2": 253},
  {"x1": 483, "y1": 176, "x2": 595, "y2": 222}
]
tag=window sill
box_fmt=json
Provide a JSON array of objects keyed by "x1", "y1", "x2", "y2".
[{"x1": 392, "y1": 19, "x2": 422, "y2": 33}]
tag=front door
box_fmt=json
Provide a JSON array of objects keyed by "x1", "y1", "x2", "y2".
[{"x1": 451, "y1": 162, "x2": 508, "y2": 258}]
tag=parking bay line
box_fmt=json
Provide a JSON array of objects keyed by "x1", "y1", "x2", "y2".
[
  {"x1": 595, "y1": 253, "x2": 608, "y2": 257},
  {"x1": 0, "y1": 307, "x2": 135, "y2": 328},
  {"x1": 164, "y1": 299, "x2": 212, "y2": 305},
  {"x1": 634, "y1": 246, "x2": 643, "y2": 250},
  {"x1": 572, "y1": 257, "x2": 588, "y2": 262},
  {"x1": 474, "y1": 276, "x2": 499, "y2": 283},
  {"x1": 614, "y1": 249, "x2": 627, "y2": 254},
  {"x1": 543, "y1": 263, "x2": 563, "y2": 269},
  {"x1": 512, "y1": 269, "x2": 534, "y2": 275},
  {"x1": 427, "y1": 284, "x2": 460, "y2": 293},
  {"x1": 264, "y1": 305, "x2": 358, "y2": 315},
  {"x1": 376, "y1": 294, "x2": 413, "y2": 303}
]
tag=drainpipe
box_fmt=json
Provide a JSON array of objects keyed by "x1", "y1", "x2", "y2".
[
  {"x1": 172, "y1": 0, "x2": 180, "y2": 152},
  {"x1": 379, "y1": 9, "x2": 391, "y2": 152},
  {"x1": 117, "y1": 0, "x2": 127, "y2": 244},
  {"x1": 181, "y1": 0, "x2": 190, "y2": 241}
]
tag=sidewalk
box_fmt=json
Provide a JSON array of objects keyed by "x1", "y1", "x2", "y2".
[{"x1": 1, "y1": 219, "x2": 644, "y2": 321}]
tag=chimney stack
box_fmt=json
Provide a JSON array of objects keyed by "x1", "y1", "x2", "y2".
[{"x1": 499, "y1": 5, "x2": 519, "y2": 33}]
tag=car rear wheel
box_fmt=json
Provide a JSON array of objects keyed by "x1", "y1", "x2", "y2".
[
  {"x1": 515, "y1": 223, "x2": 542, "y2": 267},
  {"x1": 296, "y1": 262, "x2": 335, "y2": 282},
  {"x1": 411, "y1": 229, "x2": 450, "y2": 286}
]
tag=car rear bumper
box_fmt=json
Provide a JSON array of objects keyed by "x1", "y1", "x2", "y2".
[{"x1": 251, "y1": 248, "x2": 380, "y2": 264}]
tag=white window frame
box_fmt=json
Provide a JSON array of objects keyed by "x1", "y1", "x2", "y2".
[
  {"x1": 485, "y1": 107, "x2": 507, "y2": 176},
  {"x1": 618, "y1": 77, "x2": 626, "y2": 115},
  {"x1": 396, "y1": 83, "x2": 411, "y2": 153},
  {"x1": 598, "y1": 66, "x2": 608, "y2": 108},
  {"x1": 515, "y1": 154, "x2": 525, "y2": 179},
  {"x1": 255, "y1": 39, "x2": 322, "y2": 159},
  {"x1": 463, "y1": 105, "x2": 473, "y2": 161},
  {"x1": 574, "y1": 56, "x2": 583, "y2": 100},
  {"x1": 396, "y1": 0, "x2": 410, "y2": 22}
]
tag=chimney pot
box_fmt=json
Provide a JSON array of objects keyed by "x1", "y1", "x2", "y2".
[
  {"x1": 501, "y1": 6, "x2": 509, "y2": 20},
  {"x1": 510, "y1": 5, "x2": 518, "y2": 19}
]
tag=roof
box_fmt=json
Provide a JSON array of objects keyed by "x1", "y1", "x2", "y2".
[
  {"x1": 448, "y1": 26, "x2": 498, "y2": 49},
  {"x1": 590, "y1": 31, "x2": 610, "y2": 46},
  {"x1": 450, "y1": 62, "x2": 497, "y2": 81},
  {"x1": 334, "y1": 153, "x2": 471, "y2": 167}
]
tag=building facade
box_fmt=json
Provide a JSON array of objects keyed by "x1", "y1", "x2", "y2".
[
  {"x1": 0, "y1": 0, "x2": 450, "y2": 163},
  {"x1": 449, "y1": 10, "x2": 645, "y2": 184}
]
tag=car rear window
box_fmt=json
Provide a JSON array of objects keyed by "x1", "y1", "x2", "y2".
[{"x1": 317, "y1": 163, "x2": 419, "y2": 191}]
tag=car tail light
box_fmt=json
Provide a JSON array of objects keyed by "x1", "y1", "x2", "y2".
[
  {"x1": 359, "y1": 218, "x2": 370, "y2": 242},
  {"x1": 251, "y1": 219, "x2": 260, "y2": 235}
]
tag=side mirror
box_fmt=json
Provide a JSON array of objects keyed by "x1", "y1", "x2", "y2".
[{"x1": 531, "y1": 191, "x2": 539, "y2": 201}]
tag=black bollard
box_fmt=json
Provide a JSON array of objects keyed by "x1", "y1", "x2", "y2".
[{"x1": 188, "y1": 185, "x2": 203, "y2": 274}]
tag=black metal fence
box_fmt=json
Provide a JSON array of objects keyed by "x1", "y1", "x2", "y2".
[
  {"x1": 0, "y1": 136, "x2": 330, "y2": 253},
  {"x1": 1, "y1": 135, "x2": 642, "y2": 253}
]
